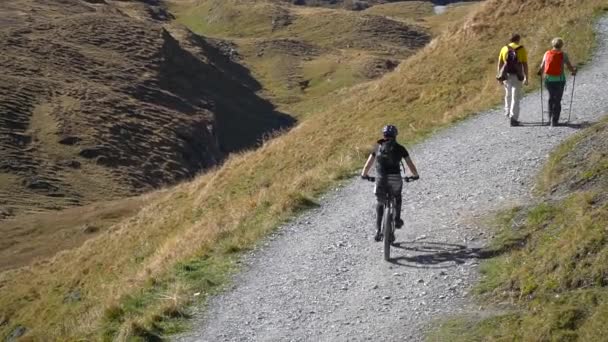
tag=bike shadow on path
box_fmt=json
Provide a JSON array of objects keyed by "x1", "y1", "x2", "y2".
[{"x1": 388, "y1": 241, "x2": 500, "y2": 268}]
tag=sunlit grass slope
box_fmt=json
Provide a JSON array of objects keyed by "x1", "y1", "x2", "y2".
[
  {"x1": 429, "y1": 117, "x2": 608, "y2": 341},
  {"x1": 363, "y1": 1, "x2": 434, "y2": 21},
  {"x1": 170, "y1": 0, "x2": 435, "y2": 107},
  {"x1": 1, "y1": 0, "x2": 606, "y2": 340}
]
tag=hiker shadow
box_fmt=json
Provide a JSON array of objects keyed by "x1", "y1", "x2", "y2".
[
  {"x1": 388, "y1": 241, "x2": 496, "y2": 268},
  {"x1": 518, "y1": 120, "x2": 593, "y2": 129},
  {"x1": 557, "y1": 121, "x2": 593, "y2": 129},
  {"x1": 517, "y1": 121, "x2": 547, "y2": 127}
]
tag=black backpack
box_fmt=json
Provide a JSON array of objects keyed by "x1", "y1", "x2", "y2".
[
  {"x1": 498, "y1": 45, "x2": 524, "y2": 81},
  {"x1": 376, "y1": 140, "x2": 400, "y2": 175}
]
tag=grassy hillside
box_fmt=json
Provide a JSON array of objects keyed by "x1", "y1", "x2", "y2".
[
  {"x1": 169, "y1": 0, "x2": 434, "y2": 107},
  {"x1": 1, "y1": 0, "x2": 606, "y2": 340},
  {"x1": 169, "y1": 1, "x2": 486, "y2": 109},
  {"x1": 0, "y1": 0, "x2": 291, "y2": 220},
  {"x1": 429, "y1": 117, "x2": 608, "y2": 341}
]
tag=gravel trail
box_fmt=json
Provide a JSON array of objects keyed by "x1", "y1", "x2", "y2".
[{"x1": 177, "y1": 17, "x2": 608, "y2": 342}]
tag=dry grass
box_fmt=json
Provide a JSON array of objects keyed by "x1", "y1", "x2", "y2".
[
  {"x1": 1, "y1": 0, "x2": 606, "y2": 340},
  {"x1": 0, "y1": 195, "x2": 149, "y2": 272}
]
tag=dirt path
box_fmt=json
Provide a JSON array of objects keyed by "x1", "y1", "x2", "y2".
[{"x1": 176, "y1": 17, "x2": 608, "y2": 342}]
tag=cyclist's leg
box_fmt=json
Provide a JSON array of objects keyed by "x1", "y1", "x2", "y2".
[
  {"x1": 387, "y1": 175, "x2": 404, "y2": 228},
  {"x1": 374, "y1": 179, "x2": 388, "y2": 241},
  {"x1": 395, "y1": 193, "x2": 403, "y2": 228},
  {"x1": 375, "y1": 197, "x2": 384, "y2": 232}
]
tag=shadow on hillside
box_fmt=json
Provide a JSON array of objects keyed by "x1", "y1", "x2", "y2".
[
  {"x1": 387, "y1": 241, "x2": 506, "y2": 268},
  {"x1": 158, "y1": 29, "x2": 296, "y2": 154}
]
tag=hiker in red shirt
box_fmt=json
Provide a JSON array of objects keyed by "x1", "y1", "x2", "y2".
[{"x1": 537, "y1": 38, "x2": 577, "y2": 126}]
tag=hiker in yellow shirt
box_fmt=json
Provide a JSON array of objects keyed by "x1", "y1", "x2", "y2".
[{"x1": 497, "y1": 34, "x2": 529, "y2": 126}]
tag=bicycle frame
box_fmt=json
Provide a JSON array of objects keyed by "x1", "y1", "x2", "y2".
[{"x1": 362, "y1": 163, "x2": 417, "y2": 261}]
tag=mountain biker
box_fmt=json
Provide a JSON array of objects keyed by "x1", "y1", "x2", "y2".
[
  {"x1": 497, "y1": 33, "x2": 529, "y2": 127},
  {"x1": 537, "y1": 37, "x2": 577, "y2": 126},
  {"x1": 360, "y1": 125, "x2": 419, "y2": 241}
]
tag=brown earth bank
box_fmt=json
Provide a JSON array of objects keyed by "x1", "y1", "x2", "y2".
[{"x1": 0, "y1": 0, "x2": 294, "y2": 220}]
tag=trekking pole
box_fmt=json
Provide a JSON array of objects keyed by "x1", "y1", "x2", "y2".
[
  {"x1": 567, "y1": 74, "x2": 576, "y2": 123},
  {"x1": 540, "y1": 73, "x2": 544, "y2": 126}
]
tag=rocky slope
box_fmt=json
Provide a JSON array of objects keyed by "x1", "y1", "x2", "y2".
[
  {"x1": 0, "y1": 0, "x2": 293, "y2": 219},
  {"x1": 281, "y1": 0, "x2": 473, "y2": 10}
]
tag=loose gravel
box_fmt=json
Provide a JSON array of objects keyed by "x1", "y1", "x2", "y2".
[{"x1": 176, "y1": 17, "x2": 608, "y2": 342}]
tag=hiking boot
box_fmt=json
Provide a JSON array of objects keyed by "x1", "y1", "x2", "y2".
[
  {"x1": 395, "y1": 218, "x2": 404, "y2": 229},
  {"x1": 374, "y1": 231, "x2": 382, "y2": 242},
  {"x1": 510, "y1": 118, "x2": 519, "y2": 127},
  {"x1": 389, "y1": 232, "x2": 396, "y2": 244}
]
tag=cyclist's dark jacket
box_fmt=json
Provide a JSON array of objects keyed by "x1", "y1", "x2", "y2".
[{"x1": 371, "y1": 138, "x2": 409, "y2": 175}]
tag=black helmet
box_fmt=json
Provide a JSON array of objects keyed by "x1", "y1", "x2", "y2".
[{"x1": 382, "y1": 124, "x2": 398, "y2": 138}]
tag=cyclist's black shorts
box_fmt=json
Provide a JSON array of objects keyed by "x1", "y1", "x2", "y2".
[{"x1": 374, "y1": 174, "x2": 402, "y2": 198}]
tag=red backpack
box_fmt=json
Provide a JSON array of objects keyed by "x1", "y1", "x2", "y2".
[{"x1": 544, "y1": 50, "x2": 564, "y2": 76}]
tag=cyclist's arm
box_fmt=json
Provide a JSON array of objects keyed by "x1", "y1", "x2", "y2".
[
  {"x1": 404, "y1": 156, "x2": 419, "y2": 178},
  {"x1": 361, "y1": 154, "x2": 375, "y2": 177}
]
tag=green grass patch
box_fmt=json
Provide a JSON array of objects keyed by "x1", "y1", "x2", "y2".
[
  {"x1": 538, "y1": 118, "x2": 608, "y2": 194},
  {"x1": 431, "y1": 117, "x2": 608, "y2": 341},
  {"x1": 101, "y1": 253, "x2": 236, "y2": 340},
  {"x1": 428, "y1": 313, "x2": 523, "y2": 342},
  {"x1": 363, "y1": 1, "x2": 434, "y2": 22},
  {"x1": 171, "y1": 0, "x2": 276, "y2": 37}
]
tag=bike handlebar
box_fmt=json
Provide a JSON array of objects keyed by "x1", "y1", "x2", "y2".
[
  {"x1": 361, "y1": 175, "x2": 419, "y2": 183},
  {"x1": 362, "y1": 175, "x2": 376, "y2": 182}
]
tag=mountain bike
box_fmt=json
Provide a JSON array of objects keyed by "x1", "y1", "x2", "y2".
[{"x1": 362, "y1": 175, "x2": 418, "y2": 261}]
